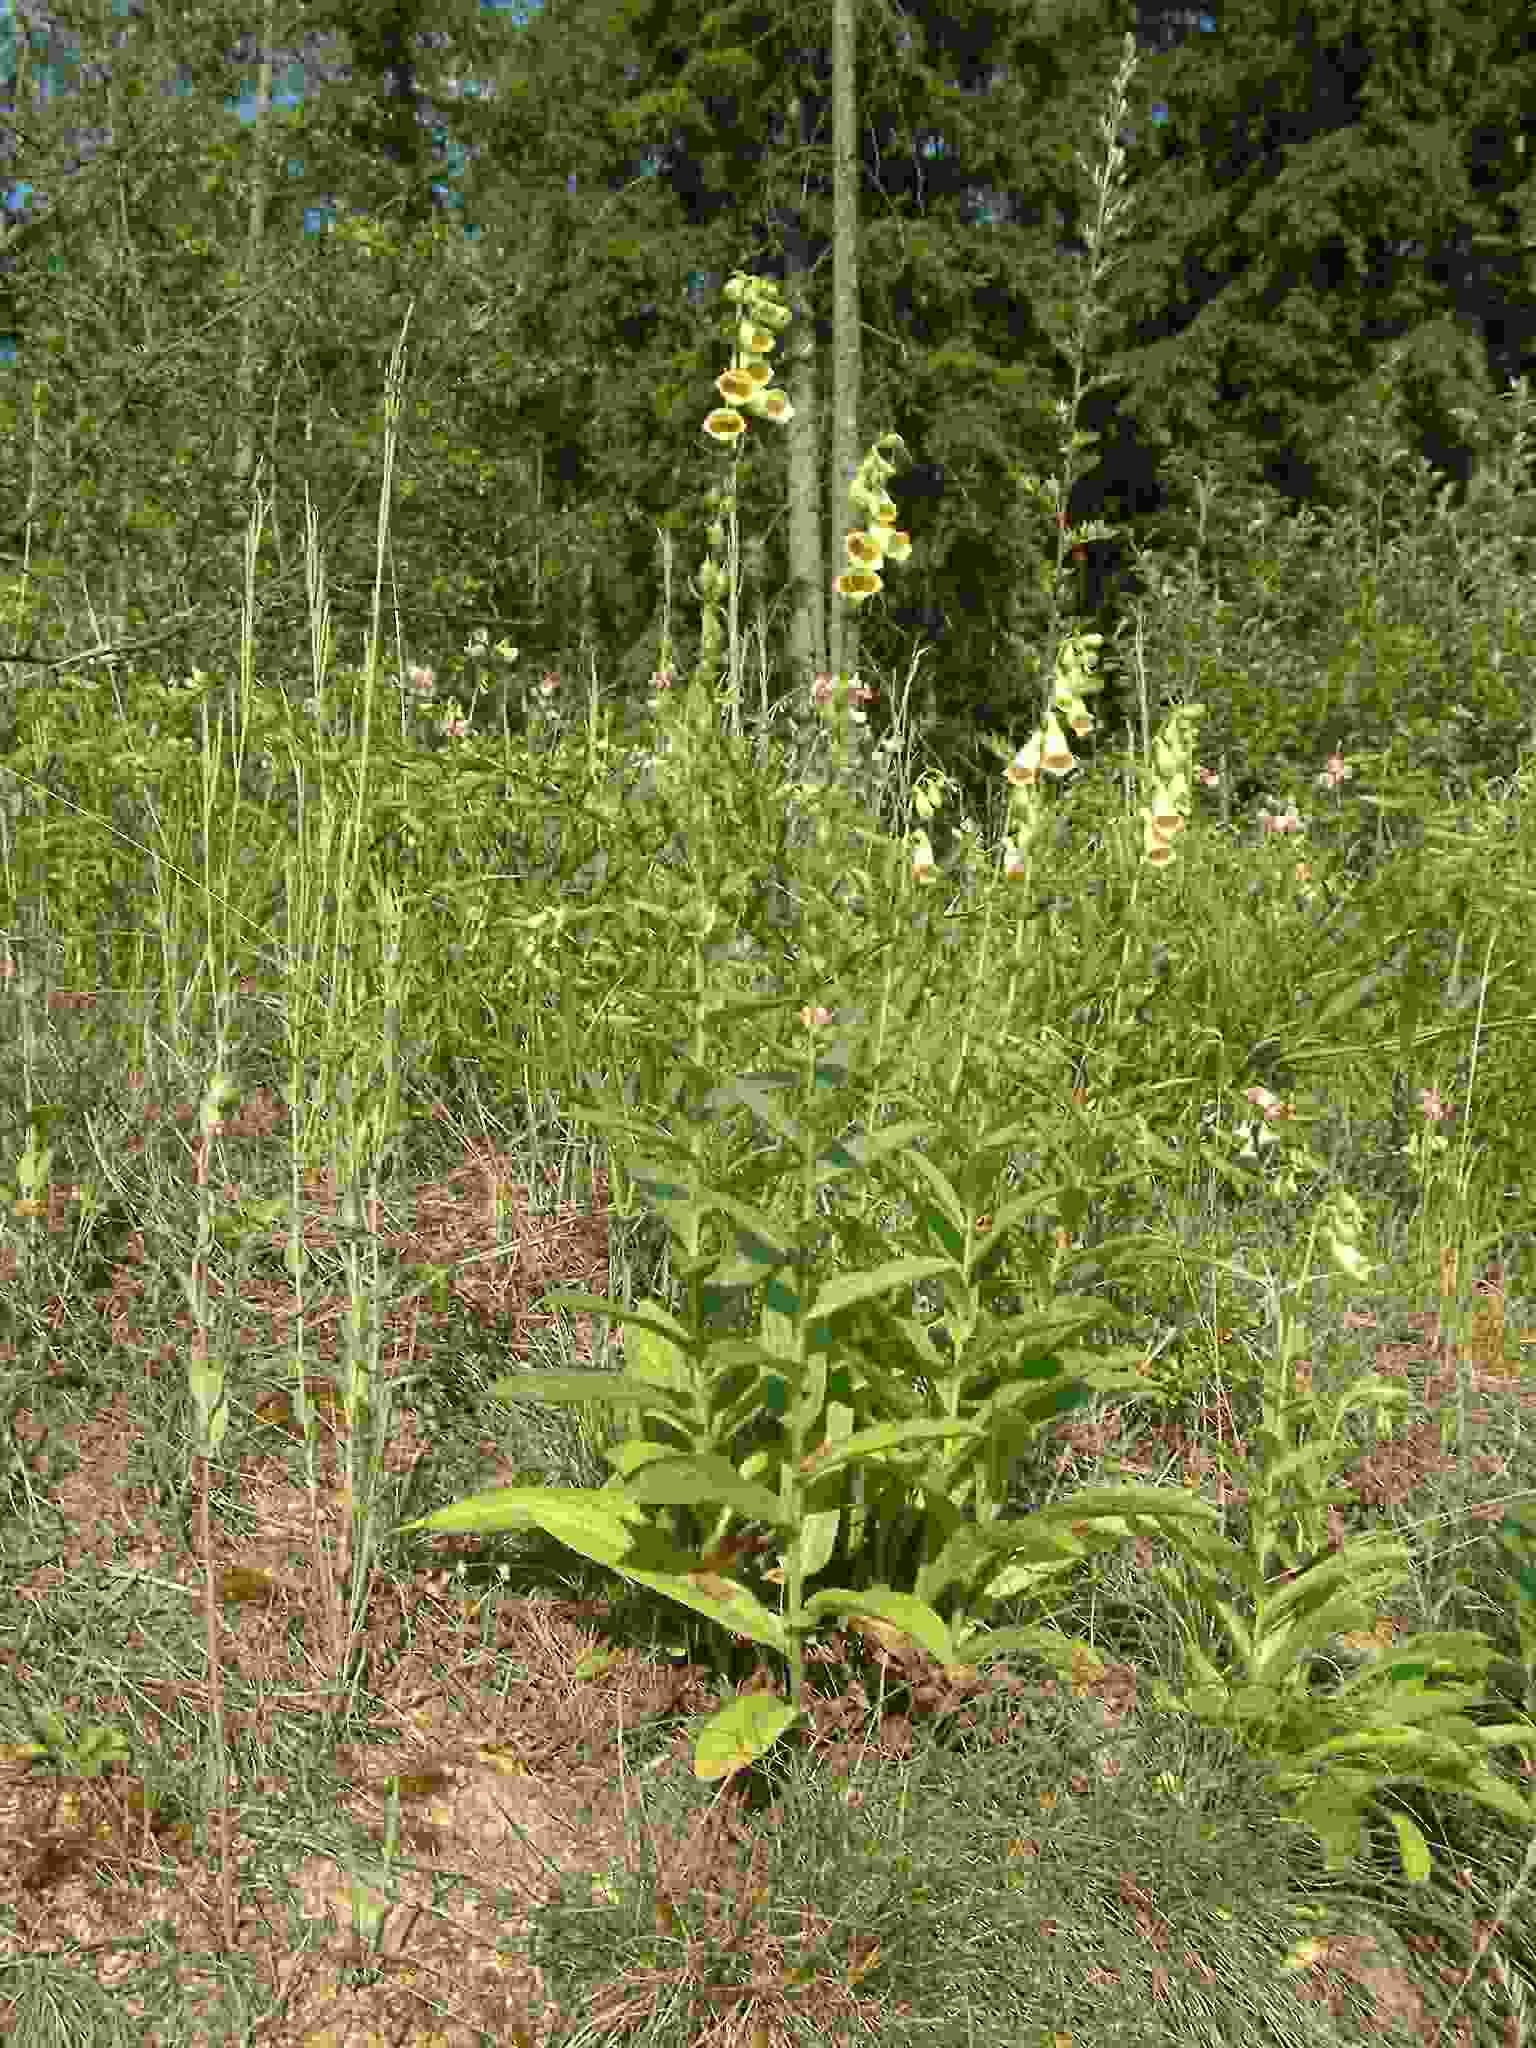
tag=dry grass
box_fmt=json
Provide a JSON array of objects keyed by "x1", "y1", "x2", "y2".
[{"x1": 2, "y1": 978, "x2": 1534, "y2": 2044}]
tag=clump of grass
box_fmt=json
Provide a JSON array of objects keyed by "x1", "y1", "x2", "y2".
[{"x1": 1, "y1": 30, "x2": 1535, "y2": 2048}]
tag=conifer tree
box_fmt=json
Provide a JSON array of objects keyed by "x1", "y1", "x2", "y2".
[{"x1": 4, "y1": 0, "x2": 1531, "y2": 803}]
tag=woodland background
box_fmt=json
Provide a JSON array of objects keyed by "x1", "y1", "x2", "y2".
[{"x1": 1, "y1": 0, "x2": 1535, "y2": 827}]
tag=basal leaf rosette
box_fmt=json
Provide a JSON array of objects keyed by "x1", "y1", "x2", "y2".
[
  {"x1": 395, "y1": 1036, "x2": 1231, "y2": 1784},
  {"x1": 1128, "y1": 1193, "x2": 1536, "y2": 1884}
]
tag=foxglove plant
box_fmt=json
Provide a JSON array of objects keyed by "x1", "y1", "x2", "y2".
[
  {"x1": 1142, "y1": 1180, "x2": 1536, "y2": 1884},
  {"x1": 395, "y1": 32, "x2": 1536, "y2": 1884}
]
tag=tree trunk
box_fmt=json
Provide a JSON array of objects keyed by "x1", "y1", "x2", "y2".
[{"x1": 827, "y1": 0, "x2": 861, "y2": 693}]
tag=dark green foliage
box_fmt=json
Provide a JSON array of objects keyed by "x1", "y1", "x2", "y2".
[{"x1": 3, "y1": 0, "x2": 1535, "y2": 804}]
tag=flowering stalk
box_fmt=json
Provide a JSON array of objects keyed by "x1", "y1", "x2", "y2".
[{"x1": 643, "y1": 270, "x2": 912, "y2": 833}]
